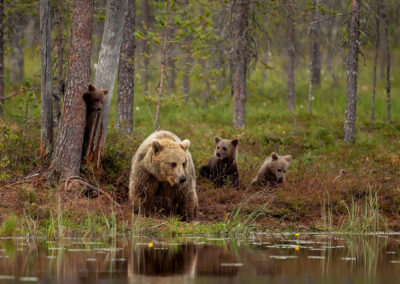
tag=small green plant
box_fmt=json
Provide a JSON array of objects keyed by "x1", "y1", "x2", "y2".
[{"x1": 0, "y1": 215, "x2": 18, "y2": 236}]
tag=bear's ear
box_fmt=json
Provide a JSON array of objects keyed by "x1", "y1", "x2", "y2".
[
  {"x1": 215, "y1": 136, "x2": 221, "y2": 144},
  {"x1": 231, "y1": 139, "x2": 239, "y2": 147},
  {"x1": 102, "y1": 89, "x2": 109, "y2": 95},
  {"x1": 284, "y1": 155, "x2": 292, "y2": 163},
  {"x1": 88, "y1": 83, "x2": 95, "y2": 92},
  {"x1": 152, "y1": 140, "x2": 163, "y2": 154},
  {"x1": 181, "y1": 139, "x2": 190, "y2": 151},
  {"x1": 83, "y1": 92, "x2": 89, "y2": 101},
  {"x1": 271, "y1": 152, "x2": 279, "y2": 160}
]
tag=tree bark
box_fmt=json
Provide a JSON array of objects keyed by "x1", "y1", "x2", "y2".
[
  {"x1": 182, "y1": 0, "x2": 191, "y2": 101},
  {"x1": 49, "y1": 0, "x2": 94, "y2": 179},
  {"x1": 232, "y1": 0, "x2": 249, "y2": 129},
  {"x1": 8, "y1": 11, "x2": 24, "y2": 84},
  {"x1": 344, "y1": 0, "x2": 360, "y2": 143},
  {"x1": 308, "y1": 0, "x2": 320, "y2": 114},
  {"x1": 116, "y1": 0, "x2": 135, "y2": 135},
  {"x1": 166, "y1": 24, "x2": 176, "y2": 94},
  {"x1": 54, "y1": 0, "x2": 64, "y2": 128},
  {"x1": 86, "y1": 0, "x2": 126, "y2": 167},
  {"x1": 382, "y1": 3, "x2": 390, "y2": 124},
  {"x1": 154, "y1": 0, "x2": 171, "y2": 132},
  {"x1": 370, "y1": 0, "x2": 380, "y2": 126},
  {"x1": 40, "y1": 0, "x2": 53, "y2": 157},
  {"x1": 287, "y1": 2, "x2": 295, "y2": 112},
  {"x1": 141, "y1": 0, "x2": 151, "y2": 96},
  {"x1": 0, "y1": 0, "x2": 4, "y2": 116}
]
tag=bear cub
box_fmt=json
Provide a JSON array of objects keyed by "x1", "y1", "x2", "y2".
[
  {"x1": 129, "y1": 130, "x2": 198, "y2": 221},
  {"x1": 252, "y1": 152, "x2": 292, "y2": 187},
  {"x1": 82, "y1": 84, "x2": 108, "y2": 157},
  {"x1": 199, "y1": 136, "x2": 239, "y2": 188}
]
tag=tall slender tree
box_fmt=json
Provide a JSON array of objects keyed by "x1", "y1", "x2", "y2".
[
  {"x1": 344, "y1": 0, "x2": 361, "y2": 142},
  {"x1": 86, "y1": 0, "x2": 126, "y2": 167},
  {"x1": 307, "y1": 0, "x2": 320, "y2": 114},
  {"x1": 49, "y1": 0, "x2": 94, "y2": 179},
  {"x1": 382, "y1": 1, "x2": 390, "y2": 124},
  {"x1": 54, "y1": 0, "x2": 64, "y2": 128},
  {"x1": 286, "y1": 1, "x2": 295, "y2": 112},
  {"x1": 8, "y1": 11, "x2": 24, "y2": 84},
  {"x1": 370, "y1": 0, "x2": 380, "y2": 125},
  {"x1": 0, "y1": 0, "x2": 4, "y2": 116},
  {"x1": 116, "y1": 0, "x2": 135, "y2": 135},
  {"x1": 40, "y1": 0, "x2": 53, "y2": 157},
  {"x1": 232, "y1": 0, "x2": 249, "y2": 129}
]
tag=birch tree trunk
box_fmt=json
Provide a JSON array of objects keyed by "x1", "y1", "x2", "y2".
[
  {"x1": 40, "y1": 0, "x2": 53, "y2": 157},
  {"x1": 344, "y1": 0, "x2": 360, "y2": 143},
  {"x1": 49, "y1": 0, "x2": 94, "y2": 179},
  {"x1": 232, "y1": 0, "x2": 249, "y2": 129},
  {"x1": 0, "y1": 0, "x2": 4, "y2": 116},
  {"x1": 116, "y1": 0, "x2": 135, "y2": 135},
  {"x1": 382, "y1": 3, "x2": 390, "y2": 124},
  {"x1": 370, "y1": 0, "x2": 380, "y2": 126},
  {"x1": 86, "y1": 0, "x2": 126, "y2": 167},
  {"x1": 54, "y1": 0, "x2": 64, "y2": 128},
  {"x1": 287, "y1": 2, "x2": 295, "y2": 112},
  {"x1": 307, "y1": 0, "x2": 320, "y2": 114}
]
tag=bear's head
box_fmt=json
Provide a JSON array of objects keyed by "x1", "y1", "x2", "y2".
[
  {"x1": 214, "y1": 136, "x2": 238, "y2": 162},
  {"x1": 268, "y1": 152, "x2": 292, "y2": 183},
  {"x1": 83, "y1": 84, "x2": 108, "y2": 112},
  {"x1": 148, "y1": 139, "x2": 191, "y2": 186}
]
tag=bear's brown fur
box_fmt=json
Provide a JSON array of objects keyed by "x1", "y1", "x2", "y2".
[
  {"x1": 129, "y1": 130, "x2": 198, "y2": 220},
  {"x1": 251, "y1": 152, "x2": 292, "y2": 186},
  {"x1": 82, "y1": 84, "x2": 108, "y2": 157},
  {"x1": 199, "y1": 136, "x2": 239, "y2": 188}
]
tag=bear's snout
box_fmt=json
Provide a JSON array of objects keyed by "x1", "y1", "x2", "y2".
[
  {"x1": 277, "y1": 177, "x2": 283, "y2": 183},
  {"x1": 179, "y1": 176, "x2": 187, "y2": 184}
]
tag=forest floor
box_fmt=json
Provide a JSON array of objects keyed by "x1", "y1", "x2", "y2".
[{"x1": 0, "y1": 50, "x2": 400, "y2": 236}]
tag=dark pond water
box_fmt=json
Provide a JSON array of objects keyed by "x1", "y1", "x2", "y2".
[{"x1": 0, "y1": 233, "x2": 400, "y2": 283}]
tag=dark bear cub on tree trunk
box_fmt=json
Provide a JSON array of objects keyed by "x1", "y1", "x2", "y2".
[
  {"x1": 199, "y1": 136, "x2": 239, "y2": 188},
  {"x1": 82, "y1": 84, "x2": 108, "y2": 157}
]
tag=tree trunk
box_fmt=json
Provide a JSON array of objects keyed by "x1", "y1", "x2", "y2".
[
  {"x1": 54, "y1": 0, "x2": 64, "y2": 128},
  {"x1": 49, "y1": 0, "x2": 94, "y2": 179},
  {"x1": 8, "y1": 12, "x2": 24, "y2": 84},
  {"x1": 86, "y1": 0, "x2": 126, "y2": 167},
  {"x1": 154, "y1": 1, "x2": 171, "y2": 132},
  {"x1": 232, "y1": 0, "x2": 249, "y2": 129},
  {"x1": 370, "y1": 0, "x2": 380, "y2": 126},
  {"x1": 141, "y1": 0, "x2": 151, "y2": 96},
  {"x1": 166, "y1": 25, "x2": 176, "y2": 94},
  {"x1": 116, "y1": 0, "x2": 135, "y2": 135},
  {"x1": 182, "y1": 0, "x2": 191, "y2": 101},
  {"x1": 308, "y1": 0, "x2": 320, "y2": 114},
  {"x1": 0, "y1": 0, "x2": 4, "y2": 116},
  {"x1": 287, "y1": 3, "x2": 295, "y2": 112},
  {"x1": 344, "y1": 0, "x2": 360, "y2": 143},
  {"x1": 40, "y1": 0, "x2": 53, "y2": 157},
  {"x1": 382, "y1": 3, "x2": 390, "y2": 124}
]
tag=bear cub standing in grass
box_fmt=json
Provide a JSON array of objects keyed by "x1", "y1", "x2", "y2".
[
  {"x1": 129, "y1": 130, "x2": 198, "y2": 221},
  {"x1": 252, "y1": 152, "x2": 292, "y2": 187},
  {"x1": 199, "y1": 137, "x2": 239, "y2": 188},
  {"x1": 82, "y1": 84, "x2": 108, "y2": 157}
]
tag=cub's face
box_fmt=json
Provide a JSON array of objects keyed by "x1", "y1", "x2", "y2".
[
  {"x1": 151, "y1": 139, "x2": 190, "y2": 186},
  {"x1": 83, "y1": 84, "x2": 108, "y2": 112},
  {"x1": 269, "y1": 152, "x2": 292, "y2": 183},
  {"x1": 214, "y1": 137, "x2": 238, "y2": 161}
]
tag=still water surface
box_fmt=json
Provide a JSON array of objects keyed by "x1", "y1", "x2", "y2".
[{"x1": 0, "y1": 233, "x2": 400, "y2": 283}]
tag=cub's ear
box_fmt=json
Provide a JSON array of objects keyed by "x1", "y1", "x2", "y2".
[
  {"x1": 215, "y1": 136, "x2": 221, "y2": 144},
  {"x1": 231, "y1": 139, "x2": 239, "y2": 147},
  {"x1": 152, "y1": 140, "x2": 163, "y2": 154},
  {"x1": 181, "y1": 139, "x2": 190, "y2": 151},
  {"x1": 88, "y1": 83, "x2": 95, "y2": 92},
  {"x1": 102, "y1": 89, "x2": 109, "y2": 95},
  {"x1": 284, "y1": 155, "x2": 292, "y2": 163},
  {"x1": 271, "y1": 152, "x2": 279, "y2": 160}
]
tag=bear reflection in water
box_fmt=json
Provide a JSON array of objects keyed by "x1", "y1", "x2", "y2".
[{"x1": 128, "y1": 244, "x2": 240, "y2": 278}]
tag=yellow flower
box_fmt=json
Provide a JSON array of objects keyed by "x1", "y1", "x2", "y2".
[
  {"x1": 295, "y1": 233, "x2": 300, "y2": 237},
  {"x1": 148, "y1": 242, "x2": 153, "y2": 248},
  {"x1": 295, "y1": 246, "x2": 300, "y2": 251}
]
